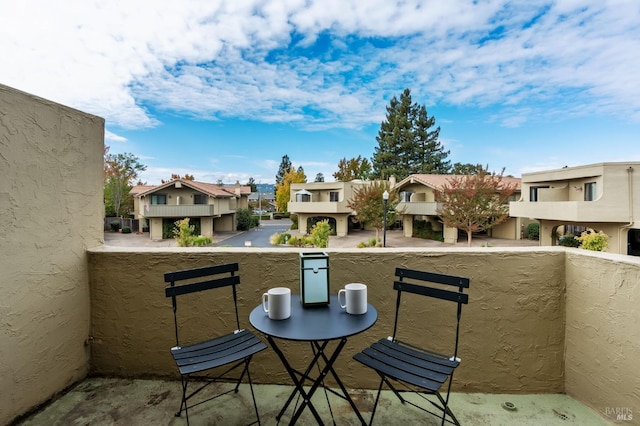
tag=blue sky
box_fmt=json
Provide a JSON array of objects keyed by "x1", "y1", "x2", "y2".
[{"x1": 2, "y1": 1, "x2": 639, "y2": 184}]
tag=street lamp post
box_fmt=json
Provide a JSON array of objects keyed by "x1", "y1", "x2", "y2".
[
  {"x1": 258, "y1": 181, "x2": 262, "y2": 226},
  {"x1": 382, "y1": 190, "x2": 389, "y2": 248}
]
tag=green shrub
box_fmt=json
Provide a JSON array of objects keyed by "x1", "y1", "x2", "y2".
[
  {"x1": 236, "y1": 208, "x2": 257, "y2": 231},
  {"x1": 110, "y1": 221, "x2": 121, "y2": 232},
  {"x1": 270, "y1": 232, "x2": 291, "y2": 245},
  {"x1": 189, "y1": 236, "x2": 212, "y2": 246},
  {"x1": 273, "y1": 212, "x2": 291, "y2": 220},
  {"x1": 287, "y1": 236, "x2": 309, "y2": 247},
  {"x1": 308, "y1": 216, "x2": 337, "y2": 235},
  {"x1": 558, "y1": 233, "x2": 581, "y2": 248},
  {"x1": 174, "y1": 218, "x2": 195, "y2": 247},
  {"x1": 163, "y1": 218, "x2": 201, "y2": 239},
  {"x1": 412, "y1": 220, "x2": 444, "y2": 241},
  {"x1": 577, "y1": 230, "x2": 609, "y2": 251},
  {"x1": 290, "y1": 214, "x2": 298, "y2": 230},
  {"x1": 526, "y1": 223, "x2": 540, "y2": 240},
  {"x1": 309, "y1": 219, "x2": 331, "y2": 248},
  {"x1": 357, "y1": 237, "x2": 381, "y2": 248},
  {"x1": 121, "y1": 226, "x2": 131, "y2": 234}
]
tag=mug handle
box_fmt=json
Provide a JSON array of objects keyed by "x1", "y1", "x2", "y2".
[
  {"x1": 262, "y1": 293, "x2": 269, "y2": 313},
  {"x1": 338, "y1": 289, "x2": 347, "y2": 309}
]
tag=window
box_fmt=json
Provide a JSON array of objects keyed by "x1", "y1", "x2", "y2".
[
  {"x1": 584, "y1": 182, "x2": 596, "y2": 201},
  {"x1": 150, "y1": 194, "x2": 166, "y2": 205},
  {"x1": 529, "y1": 186, "x2": 549, "y2": 202},
  {"x1": 399, "y1": 191, "x2": 412, "y2": 202},
  {"x1": 329, "y1": 191, "x2": 339, "y2": 202},
  {"x1": 296, "y1": 193, "x2": 311, "y2": 202},
  {"x1": 194, "y1": 194, "x2": 207, "y2": 204}
]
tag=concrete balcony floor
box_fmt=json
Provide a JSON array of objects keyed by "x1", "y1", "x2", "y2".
[{"x1": 16, "y1": 377, "x2": 610, "y2": 426}]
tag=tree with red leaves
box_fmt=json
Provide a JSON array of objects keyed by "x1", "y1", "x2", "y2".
[{"x1": 436, "y1": 169, "x2": 516, "y2": 246}]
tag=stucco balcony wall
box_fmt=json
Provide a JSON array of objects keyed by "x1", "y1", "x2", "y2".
[
  {"x1": 287, "y1": 200, "x2": 351, "y2": 213},
  {"x1": 396, "y1": 201, "x2": 442, "y2": 216},
  {"x1": 85, "y1": 247, "x2": 640, "y2": 420},
  {"x1": 87, "y1": 247, "x2": 567, "y2": 393},
  {"x1": 145, "y1": 204, "x2": 216, "y2": 217},
  {"x1": 510, "y1": 200, "x2": 629, "y2": 222}
]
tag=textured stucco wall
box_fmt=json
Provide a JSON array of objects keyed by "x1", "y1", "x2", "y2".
[
  {"x1": 87, "y1": 247, "x2": 566, "y2": 393},
  {"x1": 0, "y1": 85, "x2": 104, "y2": 424},
  {"x1": 564, "y1": 251, "x2": 640, "y2": 420}
]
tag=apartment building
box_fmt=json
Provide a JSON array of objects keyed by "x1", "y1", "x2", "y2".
[
  {"x1": 287, "y1": 180, "x2": 369, "y2": 237},
  {"x1": 509, "y1": 162, "x2": 639, "y2": 255},
  {"x1": 131, "y1": 179, "x2": 250, "y2": 240},
  {"x1": 288, "y1": 175, "x2": 524, "y2": 243},
  {"x1": 394, "y1": 174, "x2": 524, "y2": 243}
]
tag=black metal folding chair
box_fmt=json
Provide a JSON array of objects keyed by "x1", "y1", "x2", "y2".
[
  {"x1": 353, "y1": 267, "x2": 470, "y2": 426},
  {"x1": 164, "y1": 263, "x2": 267, "y2": 425}
]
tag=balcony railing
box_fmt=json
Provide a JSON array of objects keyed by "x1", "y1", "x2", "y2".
[
  {"x1": 288, "y1": 200, "x2": 351, "y2": 214},
  {"x1": 11, "y1": 246, "x2": 640, "y2": 426},
  {"x1": 396, "y1": 201, "x2": 441, "y2": 216},
  {"x1": 509, "y1": 200, "x2": 629, "y2": 222},
  {"x1": 144, "y1": 204, "x2": 216, "y2": 217}
]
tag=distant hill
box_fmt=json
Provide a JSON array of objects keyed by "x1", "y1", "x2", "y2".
[{"x1": 256, "y1": 183, "x2": 275, "y2": 193}]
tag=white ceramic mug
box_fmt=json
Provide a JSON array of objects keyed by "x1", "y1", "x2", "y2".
[
  {"x1": 262, "y1": 287, "x2": 291, "y2": 320},
  {"x1": 338, "y1": 283, "x2": 367, "y2": 315}
]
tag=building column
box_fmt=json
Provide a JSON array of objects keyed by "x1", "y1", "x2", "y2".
[
  {"x1": 443, "y1": 224, "x2": 458, "y2": 244},
  {"x1": 201, "y1": 217, "x2": 213, "y2": 238},
  {"x1": 335, "y1": 216, "x2": 348, "y2": 237},
  {"x1": 150, "y1": 218, "x2": 163, "y2": 240},
  {"x1": 297, "y1": 214, "x2": 309, "y2": 235},
  {"x1": 402, "y1": 215, "x2": 413, "y2": 238}
]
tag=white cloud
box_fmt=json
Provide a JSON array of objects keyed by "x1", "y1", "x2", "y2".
[
  {"x1": 105, "y1": 129, "x2": 127, "y2": 142},
  {"x1": 1, "y1": 0, "x2": 638, "y2": 131}
]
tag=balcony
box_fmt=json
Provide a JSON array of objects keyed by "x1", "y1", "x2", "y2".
[
  {"x1": 509, "y1": 200, "x2": 629, "y2": 222},
  {"x1": 10, "y1": 247, "x2": 637, "y2": 425},
  {"x1": 145, "y1": 204, "x2": 217, "y2": 218},
  {"x1": 288, "y1": 200, "x2": 351, "y2": 214},
  {"x1": 397, "y1": 201, "x2": 442, "y2": 216},
  {"x1": 9, "y1": 246, "x2": 636, "y2": 425}
]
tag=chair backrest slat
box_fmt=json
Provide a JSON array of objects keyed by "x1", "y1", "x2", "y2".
[
  {"x1": 393, "y1": 281, "x2": 469, "y2": 304},
  {"x1": 392, "y1": 267, "x2": 470, "y2": 359},
  {"x1": 165, "y1": 275, "x2": 240, "y2": 298},
  {"x1": 395, "y1": 268, "x2": 470, "y2": 289},
  {"x1": 164, "y1": 263, "x2": 239, "y2": 283},
  {"x1": 164, "y1": 263, "x2": 241, "y2": 348}
]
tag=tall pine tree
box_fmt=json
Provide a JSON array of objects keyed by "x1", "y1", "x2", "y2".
[
  {"x1": 372, "y1": 89, "x2": 450, "y2": 180},
  {"x1": 275, "y1": 155, "x2": 292, "y2": 186}
]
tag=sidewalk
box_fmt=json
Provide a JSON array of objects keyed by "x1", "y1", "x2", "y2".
[
  {"x1": 103, "y1": 225, "x2": 540, "y2": 249},
  {"x1": 103, "y1": 230, "x2": 241, "y2": 247},
  {"x1": 328, "y1": 228, "x2": 540, "y2": 249}
]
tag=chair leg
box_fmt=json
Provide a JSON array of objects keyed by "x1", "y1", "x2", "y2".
[
  {"x1": 435, "y1": 390, "x2": 460, "y2": 426},
  {"x1": 368, "y1": 376, "x2": 385, "y2": 425},
  {"x1": 245, "y1": 357, "x2": 261, "y2": 426},
  {"x1": 234, "y1": 355, "x2": 251, "y2": 393},
  {"x1": 177, "y1": 374, "x2": 190, "y2": 425},
  {"x1": 384, "y1": 377, "x2": 406, "y2": 404}
]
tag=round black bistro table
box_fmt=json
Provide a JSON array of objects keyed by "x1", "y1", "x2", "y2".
[{"x1": 249, "y1": 294, "x2": 377, "y2": 425}]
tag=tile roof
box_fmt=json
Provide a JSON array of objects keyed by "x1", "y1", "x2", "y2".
[
  {"x1": 395, "y1": 174, "x2": 521, "y2": 190},
  {"x1": 129, "y1": 185, "x2": 155, "y2": 196},
  {"x1": 131, "y1": 178, "x2": 251, "y2": 198}
]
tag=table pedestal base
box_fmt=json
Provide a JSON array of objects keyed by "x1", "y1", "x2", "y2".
[{"x1": 267, "y1": 335, "x2": 366, "y2": 425}]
